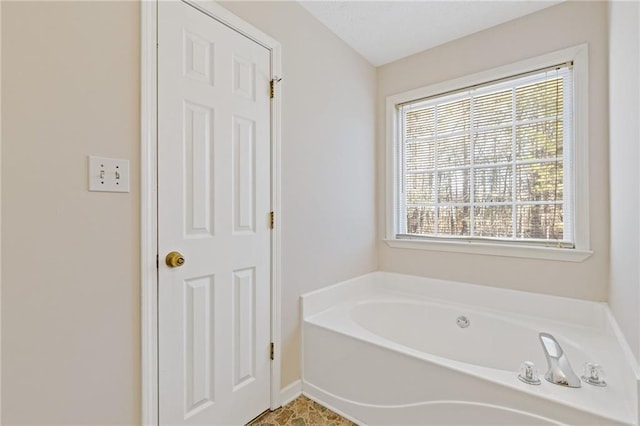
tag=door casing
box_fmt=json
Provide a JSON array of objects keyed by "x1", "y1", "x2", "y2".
[{"x1": 140, "y1": 1, "x2": 282, "y2": 424}]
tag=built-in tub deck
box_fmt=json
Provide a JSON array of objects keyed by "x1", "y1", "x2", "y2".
[{"x1": 301, "y1": 272, "x2": 639, "y2": 425}]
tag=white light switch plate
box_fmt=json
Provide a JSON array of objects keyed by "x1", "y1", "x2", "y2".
[{"x1": 88, "y1": 156, "x2": 130, "y2": 193}]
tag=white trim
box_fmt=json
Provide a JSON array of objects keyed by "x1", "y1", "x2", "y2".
[
  {"x1": 140, "y1": 1, "x2": 158, "y2": 424},
  {"x1": 386, "y1": 45, "x2": 587, "y2": 112},
  {"x1": 571, "y1": 44, "x2": 590, "y2": 251},
  {"x1": 384, "y1": 239, "x2": 592, "y2": 262},
  {"x1": 280, "y1": 380, "x2": 302, "y2": 407},
  {"x1": 186, "y1": 0, "x2": 279, "y2": 49},
  {"x1": 140, "y1": 1, "x2": 283, "y2": 423},
  {"x1": 385, "y1": 44, "x2": 590, "y2": 261},
  {"x1": 269, "y1": 37, "x2": 284, "y2": 412}
]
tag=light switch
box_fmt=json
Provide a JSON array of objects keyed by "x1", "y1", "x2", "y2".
[{"x1": 88, "y1": 156, "x2": 130, "y2": 193}]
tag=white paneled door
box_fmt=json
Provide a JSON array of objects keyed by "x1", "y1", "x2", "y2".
[{"x1": 157, "y1": 1, "x2": 272, "y2": 424}]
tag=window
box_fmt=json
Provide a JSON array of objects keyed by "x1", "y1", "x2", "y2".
[{"x1": 386, "y1": 46, "x2": 591, "y2": 261}]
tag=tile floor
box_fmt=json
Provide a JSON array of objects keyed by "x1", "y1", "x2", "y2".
[{"x1": 249, "y1": 395, "x2": 356, "y2": 426}]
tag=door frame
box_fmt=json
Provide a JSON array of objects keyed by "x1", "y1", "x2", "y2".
[{"x1": 140, "y1": 1, "x2": 282, "y2": 424}]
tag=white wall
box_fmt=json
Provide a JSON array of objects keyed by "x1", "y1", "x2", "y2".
[
  {"x1": 219, "y1": 1, "x2": 377, "y2": 388},
  {"x1": 377, "y1": 1, "x2": 609, "y2": 301},
  {"x1": 2, "y1": 2, "x2": 376, "y2": 423},
  {"x1": 0, "y1": 1, "x2": 3, "y2": 421},
  {"x1": 2, "y1": 2, "x2": 141, "y2": 424},
  {"x1": 608, "y1": 0, "x2": 640, "y2": 368}
]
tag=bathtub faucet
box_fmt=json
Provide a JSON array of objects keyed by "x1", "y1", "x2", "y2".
[{"x1": 538, "y1": 332, "x2": 581, "y2": 388}]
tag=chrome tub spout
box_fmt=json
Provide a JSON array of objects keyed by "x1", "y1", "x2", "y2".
[{"x1": 539, "y1": 332, "x2": 581, "y2": 388}]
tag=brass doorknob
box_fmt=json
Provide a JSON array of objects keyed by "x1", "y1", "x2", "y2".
[{"x1": 165, "y1": 251, "x2": 185, "y2": 268}]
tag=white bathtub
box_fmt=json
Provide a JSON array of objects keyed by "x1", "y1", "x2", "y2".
[{"x1": 301, "y1": 272, "x2": 639, "y2": 425}]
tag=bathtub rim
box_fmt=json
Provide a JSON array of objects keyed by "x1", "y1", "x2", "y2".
[{"x1": 302, "y1": 271, "x2": 609, "y2": 330}]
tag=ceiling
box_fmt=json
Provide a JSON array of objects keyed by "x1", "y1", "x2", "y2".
[{"x1": 298, "y1": 1, "x2": 563, "y2": 66}]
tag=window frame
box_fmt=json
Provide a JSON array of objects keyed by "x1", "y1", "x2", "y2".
[{"x1": 385, "y1": 44, "x2": 592, "y2": 262}]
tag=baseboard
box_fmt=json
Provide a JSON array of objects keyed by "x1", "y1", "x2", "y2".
[{"x1": 280, "y1": 379, "x2": 302, "y2": 406}]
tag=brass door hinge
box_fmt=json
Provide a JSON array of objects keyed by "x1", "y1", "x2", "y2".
[
  {"x1": 270, "y1": 342, "x2": 274, "y2": 360},
  {"x1": 270, "y1": 211, "x2": 275, "y2": 229},
  {"x1": 270, "y1": 77, "x2": 282, "y2": 99}
]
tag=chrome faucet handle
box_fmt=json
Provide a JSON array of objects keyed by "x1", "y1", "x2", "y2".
[
  {"x1": 518, "y1": 361, "x2": 541, "y2": 385},
  {"x1": 582, "y1": 362, "x2": 607, "y2": 387},
  {"x1": 539, "y1": 332, "x2": 581, "y2": 388}
]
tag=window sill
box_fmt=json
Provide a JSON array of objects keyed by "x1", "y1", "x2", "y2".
[{"x1": 384, "y1": 239, "x2": 593, "y2": 262}]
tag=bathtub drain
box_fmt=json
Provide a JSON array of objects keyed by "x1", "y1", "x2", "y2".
[{"x1": 456, "y1": 315, "x2": 470, "y2": 328}]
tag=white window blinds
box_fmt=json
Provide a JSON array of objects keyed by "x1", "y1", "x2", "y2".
[{"x1": 397, "y1": 63, "x2": 574, "y2": 247}]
